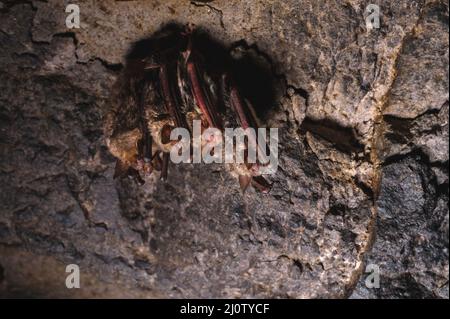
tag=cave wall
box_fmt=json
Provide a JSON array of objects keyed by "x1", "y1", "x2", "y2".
[{"x1": 0, "y1": 0, "x2": 448, "y2": 298}]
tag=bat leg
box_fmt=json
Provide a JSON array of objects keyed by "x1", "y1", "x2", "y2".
[
  {"x1": 251, "y1": 176, "x2": 271, "y2": 193},
  {"x1": 160, "y1": 152, "x2": 170, "y2": 181}
]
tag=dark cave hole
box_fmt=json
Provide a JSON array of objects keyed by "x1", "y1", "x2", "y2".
[
  {"x1": 124, "y1": 23, "x2": 279, "y2": 125},
  {"x1": 300, "y1": 117, "x2": 365, "y2": 155}
]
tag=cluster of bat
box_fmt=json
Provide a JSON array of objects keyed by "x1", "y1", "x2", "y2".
[{"x1": 105, "y1": 25, "x2": 272, "y2": 193}]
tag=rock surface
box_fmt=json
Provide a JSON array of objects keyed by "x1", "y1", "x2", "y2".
[{"x1": 0, "y1": 0, "x2": 447, "y2": 298}]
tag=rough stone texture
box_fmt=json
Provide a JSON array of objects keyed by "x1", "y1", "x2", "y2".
[{"x1": 0, "y1": 0, "x2": 448, "y2": 298}]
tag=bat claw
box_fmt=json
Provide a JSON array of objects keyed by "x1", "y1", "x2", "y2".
[{"x1": 127, "y1": 168, "x2": 145, "y2": 185}]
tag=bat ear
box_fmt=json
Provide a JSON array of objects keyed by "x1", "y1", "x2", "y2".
[
  {"x1": 239, "y1": 175, "x2": 252, "y2": 193},
  {"x1": 251, "y1": 176, "x2": 272, "y2": 193},
  {"x1": 113, "y1": 160, "x2": 129, "y2": 179}
]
